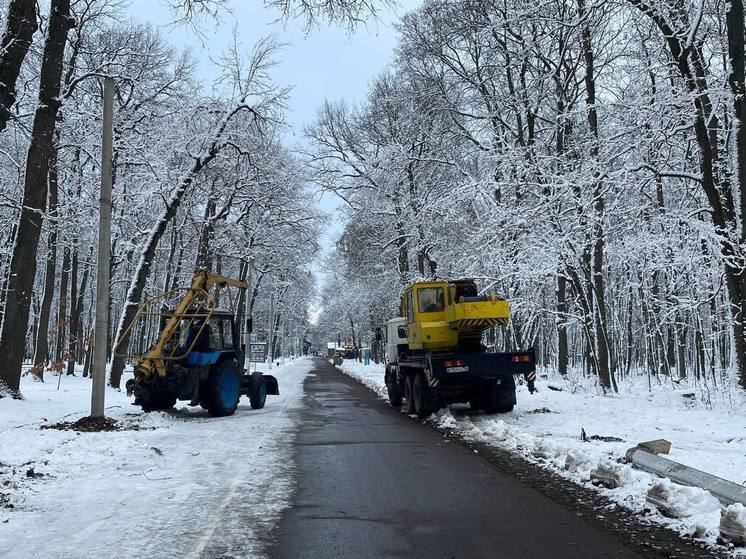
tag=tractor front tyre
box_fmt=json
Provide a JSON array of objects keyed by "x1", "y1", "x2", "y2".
[
  {"x1": 413, "y1": 373, "x2": 437, "y2": 419},
  {"x1": 404, "y1": 374, "x2": 416, "y2": 415},
  {"x1": 140, "y1": 392, "x2": 176, "y2": 413},
  {"x1": 249, "y1": 371, "x2": 267, "y2": 410},
  {"x1": 201, "y1": 360, "x2": 241, "y2": 417}
]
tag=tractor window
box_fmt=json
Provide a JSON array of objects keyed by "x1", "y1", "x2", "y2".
[
  {"x1": 222, "y1": 319, "x2": 234, "y2": 349},
  {"x1": 207, "y1": 319, "x2": 222, "y2": 350},
  {"x1": 418, "y1": 287, "x2": 445, "y2": 313},
  {"x1": 406, "y1": 290, "x2": 414, "y2": 322}
]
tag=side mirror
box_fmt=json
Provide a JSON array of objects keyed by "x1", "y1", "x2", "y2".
[{"x1": 246, "y1": 318, "x2": 253, "y2": 334}]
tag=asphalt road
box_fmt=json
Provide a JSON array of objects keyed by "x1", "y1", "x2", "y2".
[{"x1": 269, "y1": 358, "x2": 644, "y2": 559}]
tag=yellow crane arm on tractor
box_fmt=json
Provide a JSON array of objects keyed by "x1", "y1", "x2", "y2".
[{"x1": 117, "y1": 269, "x2": 248, "y2": 380}]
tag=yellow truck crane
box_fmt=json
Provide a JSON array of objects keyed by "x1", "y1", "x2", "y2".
[
  {"x1": 117, "y1": 269, "x2": 278, "y2": 416},
  {"x1": 382, "y1": 279, "x2": 535, "y2": 418}
]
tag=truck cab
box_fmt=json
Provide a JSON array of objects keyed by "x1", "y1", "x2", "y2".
[{"x1": 384, "y1": 317, "x2": 408, "y2": 366}]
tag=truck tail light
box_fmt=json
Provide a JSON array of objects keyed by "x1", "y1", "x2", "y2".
[
  {"x1": 443, "y1": 359, "x2": 465, "y2": 368},
  {"x1": 511, "y1": 354, "x2": 532, "y2": 363}
]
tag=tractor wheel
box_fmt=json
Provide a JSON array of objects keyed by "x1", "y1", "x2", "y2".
[
  {"x1": 249, "y1": 371, "x2": 267, "y2": 410},
  {"x1": 404, "y1": 374, "x2": 416, "y2": 415},
  {"x1": 140, "y1": 392, "x2": 176, "y2": 413},
  {"x1": 201, "y1": 360, "x2": 241, "y2": 417},
  {"x1": 413, "y1": 373, "x2": 437, "y2": 419}
]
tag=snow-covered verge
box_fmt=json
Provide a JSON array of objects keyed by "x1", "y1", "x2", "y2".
[
  {"x1": 0, "y1": 357, "x2": 313, "y2": 559},
  {"x1": 336, "y1": 359, "x2": 746, "y2": 553}
]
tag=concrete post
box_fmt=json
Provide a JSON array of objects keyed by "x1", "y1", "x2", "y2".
[
  {"x1": 631, "y1": 449, "x2": 746, "y2": 506},
  {"x1": 91, "y1": 77, "x2": 114, "y2": 418}
]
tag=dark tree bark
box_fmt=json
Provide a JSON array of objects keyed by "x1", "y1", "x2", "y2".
[
  {"x1": 194, "y1": 194, "x2": 216, "y2": 272},
  {"x1": 727, "y1": 0, "x2": 746, "y2": 389},
  {"x1": 628, "y1": 0, "x2": 746, "y2": 388},
  {"x1": 32, "y1": 161, "x2": 60, "y2": 378},
  {"x1": 0, "y1": 0, "x2": 38, "y2": 134},
  {"x1": 54, "y1": 245, "x2": 70, "y2": 364},
  {"x1": 556, "y1": 274, "x2": 568, "y2": 376},
  {"x1": 578, "y1": 0, "x2": 614, "y2": 391},
  {"x1": 66, "y1": 247, "x2": 91, "y2": 376},
  {"x1": 0, "y1": 0, "x2": 74, "y2": 396}
]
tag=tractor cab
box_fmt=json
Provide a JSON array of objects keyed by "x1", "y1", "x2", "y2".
[{"x1": 159, "y1": 308, "x2": 240, "y2": 366}]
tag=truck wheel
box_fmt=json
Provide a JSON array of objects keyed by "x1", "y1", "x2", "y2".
[
  {"x1": 482, "y1": 383, "x2": 515, "y2": 414},
  {"x1": 386, "y1": 367, "x2": 403, "y2": 408},
  {"x1": 404, "y1": 374, "x2": 416, "y2": 415},
  {"x1": 413, "y1": 373, "x2": 437, "y2": 419},
  {"x1": 201, "y1": 360, "x2": 240, "y2": 417},
  {"x1": 387, "y1": 385, "x2": 403, "y2": 408},
  {"x1": 249, "y1": 371, "x2": 267, "y2": 410}
]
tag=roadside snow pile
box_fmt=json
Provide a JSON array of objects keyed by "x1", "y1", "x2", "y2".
[
  {"x1": 335, "y1": 359, "x2": 746, "y2": 552},
  {"x1": 337, "y1": 359, "x2": 388, "y2": 398},
  {"x1": 0, "y1": 358, "x2": 313, "y2": 559}
]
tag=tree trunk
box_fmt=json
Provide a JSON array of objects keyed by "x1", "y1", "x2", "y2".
[
  {"x1": 0, "y1": 0, "x2": 73, "y2": 396},
  {"x1": 55, "y1": 244, "x2": 70, "y2": 364},
  {"x1": 194, "y1": 194, "x2": 215, "y2": 272},
  {"x1": 578, "y1": 0, "x2": 614, "y2": 391},
  {"x1": 0, "y1": 0, "x2": 38, "y2": 134},
  {"x1": 32, "y1": 163, "x2": 60, "y2": 378},
  {"x1": 727, "y1": 0, "x2": 746, "y2": 389},
  {"x1": 66, "y1": 247, "x2": 90, "y2": 376},
  {"x1": 557, "y1": 273, "x2": 568, "y2": 376}
]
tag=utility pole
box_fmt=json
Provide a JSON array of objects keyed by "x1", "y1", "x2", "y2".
[{"x1": 91, "y1": 77, "x2": 113, "y2": 419}]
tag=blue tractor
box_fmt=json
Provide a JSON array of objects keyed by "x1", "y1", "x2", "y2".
[{"x1": 120, "y1": 271, "x2": 279, "y2": 416}]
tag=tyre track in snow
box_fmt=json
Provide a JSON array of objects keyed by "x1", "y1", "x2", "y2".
[{"x1": 187, "y1": 360, "x2": 308, "y2": 559}]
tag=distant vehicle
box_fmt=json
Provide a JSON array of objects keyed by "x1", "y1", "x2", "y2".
[{"x1": 382, "y1": 279, "x2": 536, "y2": 418}]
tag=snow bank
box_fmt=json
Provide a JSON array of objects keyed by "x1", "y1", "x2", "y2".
[
  {"x1": 335, "y1": 359, "x2": 746, "y2": 552},
  {"x1": 0, "y1": 358, "x2": 313, "y2": 559}
]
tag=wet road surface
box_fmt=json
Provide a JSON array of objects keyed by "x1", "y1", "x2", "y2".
[{"x1": 269, "y1": 358, "x2": 645, "y2": 559}]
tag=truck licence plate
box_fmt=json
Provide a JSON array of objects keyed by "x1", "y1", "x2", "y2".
[{"x1": 446, "y1": 366, "x2": 469, "y2": 373}]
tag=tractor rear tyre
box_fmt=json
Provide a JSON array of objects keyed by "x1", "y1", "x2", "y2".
[
  {"x1": 201, "y1": 359, "x2": 241, "y2": 417},
  {"x1": 413, "y1": 372, "x2": 437, "y2": 419},
  {"x1": 404, "y1": 374, "x2": 416, "y2": 415},
  {"x1": 249, "y1": 371, "x2": 267, "y2": 410}
]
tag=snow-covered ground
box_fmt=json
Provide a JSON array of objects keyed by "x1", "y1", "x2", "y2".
[
  {"x1": 0, "y1": 357, "x2": 313, "y2": 559},
  {"x1": 337, "y1": 359, "x2": 746, "y2": 552}
]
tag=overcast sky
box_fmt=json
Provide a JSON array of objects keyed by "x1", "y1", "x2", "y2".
[
  {"x1": 124, "y1": 0, "x2": 420, "y2": 310},
  {"x1": 124, "y1": 1, "x2": 417, "y2": 142}
]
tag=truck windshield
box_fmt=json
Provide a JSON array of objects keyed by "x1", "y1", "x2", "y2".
[{"x1": 418, "y1": 287, "x2": 445, "y2": 313}]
